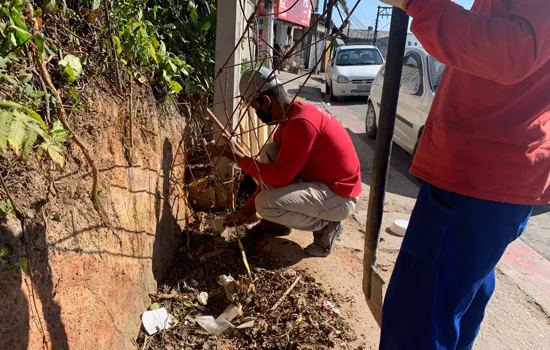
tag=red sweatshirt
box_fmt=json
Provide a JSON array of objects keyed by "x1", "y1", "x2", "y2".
[
  {"x1": 240, "y1": 101, "x2": 362, "y2": 211},
  {"x1": 408, "y1": 0, "x2": 550, "y2": 204}
]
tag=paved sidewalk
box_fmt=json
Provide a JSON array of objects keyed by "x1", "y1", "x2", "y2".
[{"x1": 275, "y1": 70, "x2": 550, "y2": 349}]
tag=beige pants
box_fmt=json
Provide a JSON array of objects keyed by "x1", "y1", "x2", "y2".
[{"x1": 253, "y1": 142, "x2": 357, "y2": 232}]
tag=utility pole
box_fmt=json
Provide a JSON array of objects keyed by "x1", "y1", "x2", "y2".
[
  {"x1": 373, "y1": 6, "x2": 392, "y2": 45},
  {"x1": 262, "y1": 0, "x2": 275, "y2": 69},
  {"x1": 321, "y1": 0, "x2": 336, "y2": 72}
]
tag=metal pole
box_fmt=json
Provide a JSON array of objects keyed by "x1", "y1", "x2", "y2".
[
  {"x1": 263, "y1": 0, "x2": 274, "y2": 68},
  {"x1": 363, "y1": 6, "x2": 409, "y2": 307},
  {"x1": 373, "y1": 6, "x2": 380, "y2": 45}
]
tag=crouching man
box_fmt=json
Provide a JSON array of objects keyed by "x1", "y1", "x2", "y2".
[{"x1": 208, "y1": 67, "x2": 362, "y2": 257}]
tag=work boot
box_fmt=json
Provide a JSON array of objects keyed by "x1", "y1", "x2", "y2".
[
  {"x1": 305, "y1": 221, "x2": 344, "y2": 257},
  {"x1": 241, "y1": 220, "x2": 292, "y2": 255},
  {"x1": 247, "y1": 220, "x2": 292, "y2": 237}
]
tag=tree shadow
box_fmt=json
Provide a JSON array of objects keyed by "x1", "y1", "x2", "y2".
[
  {"x1": 0, "y1": 211, "x2": 69, "y2": 350},
  {"x1": 152, "y1": 138, "x2": 182, "y2": 282}
]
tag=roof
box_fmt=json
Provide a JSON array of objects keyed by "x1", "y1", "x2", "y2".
[
  {"x1": 346, "y1": 29, "x2": 390, "y2": 39},
  {"x1": 339, "y1": 44, "x2": 377, "y2": 50}
]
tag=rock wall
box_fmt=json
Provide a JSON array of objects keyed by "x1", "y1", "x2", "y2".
[{"x1": 0, "y1": 83, "x2": 187, "y2": 349}]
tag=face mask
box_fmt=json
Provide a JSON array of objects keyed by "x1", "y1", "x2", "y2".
[{"x1": 255, "y1": 95, "x2": 274, "y2": 124}]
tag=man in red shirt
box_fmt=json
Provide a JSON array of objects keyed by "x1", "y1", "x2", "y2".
[
  {"x1": 208, "y1": 67, "x2": 362, "y2": 257},
  {"x1": 376, "y1": 0, "x2": 550, "y2": 348}
]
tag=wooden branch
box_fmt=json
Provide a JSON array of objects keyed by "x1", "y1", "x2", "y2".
[
  {"x1": 270, "y1": 275, "x2": 302, "y2": 311},
  {"x1": 205, "y1": 108, "x2": 247, "y2": 154}
]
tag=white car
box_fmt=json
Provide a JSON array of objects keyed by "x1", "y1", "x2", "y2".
[
  {"x1": 325, "y1": 45, "x2": 384, "y2": 101},
  {"x1": 366, "y1": 47, "x2": 445, "y2": 156}
]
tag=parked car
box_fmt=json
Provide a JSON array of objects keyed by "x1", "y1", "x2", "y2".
[
  {"x1": 325, "y1": 45, "x2": 384, "y2": 101},
  {"x1": 366, "y1": 47, "x2": 445, "y2": 156}
]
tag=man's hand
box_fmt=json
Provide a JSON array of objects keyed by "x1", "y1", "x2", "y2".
[
  {"x1": 224, "y1": 206, "x2": 258, "y2": 227},
  {"x1": 206, "y1": 134, "x2": 246, "y2": 163}
]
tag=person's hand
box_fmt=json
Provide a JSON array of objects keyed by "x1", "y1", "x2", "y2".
[
  {"x1": 206, "y1": 133, "x2": 245, "y2": 162},
  {"x1": 223, "y1": 207, "x2": 258, "y2": 227}
]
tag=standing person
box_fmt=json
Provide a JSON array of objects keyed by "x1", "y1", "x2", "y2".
[
  {"x1": 208, "y1": 67, "x2": 362, "y2": 257},
  {"x1": 375, "y1": 0, "x2": 550, "y2": 348}
]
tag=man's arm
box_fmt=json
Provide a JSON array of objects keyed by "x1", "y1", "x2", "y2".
[
  {"x1": 407, "y1": 0, "x2": 550, "y2": 85},
  {"x1": 239, "y1": 119, "x2": 317, "y2": 188}
]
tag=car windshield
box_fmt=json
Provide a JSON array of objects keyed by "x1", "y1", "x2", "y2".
[
  {"x1": 427, "y1": 55, "x2": 445, "y2": 91},
  {"x1": 335, "y1": 48, "x2": 383, "y2": 66}
]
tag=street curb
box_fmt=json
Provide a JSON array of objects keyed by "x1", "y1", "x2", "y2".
[{"x1": 499, "y1": 239, "x2": 550, "y2": 316}]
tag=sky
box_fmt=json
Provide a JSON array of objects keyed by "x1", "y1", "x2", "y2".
[{"x1": 317, "y1": 0, "x2": 475, "y2": 32}]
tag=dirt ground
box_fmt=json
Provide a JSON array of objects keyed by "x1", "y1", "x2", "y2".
[{"x1": 262, "y1": 71, "x2": 550, "y2": 349}]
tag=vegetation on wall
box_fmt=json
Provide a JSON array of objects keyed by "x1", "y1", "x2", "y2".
[{"x1": 0, "y1": 0, "x2": 216, "y2": 275}]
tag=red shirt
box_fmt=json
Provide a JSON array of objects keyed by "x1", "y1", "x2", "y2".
[
  {"x1": 408, "y1": 0, "x2": 550, "y2": 204},
  {"x1": 240, "y1": 101, "x2": 362, "y2": 211}
]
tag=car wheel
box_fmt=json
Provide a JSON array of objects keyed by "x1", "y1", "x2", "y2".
[
  {"x1": 365, "y1": 103, "x2": 377, "y2": 138},
  {"x1": 329, "y1": 83, "x2": 338, "y2": 102}
]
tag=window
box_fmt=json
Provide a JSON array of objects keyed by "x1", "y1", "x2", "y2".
[
  {"x1": 427, "y1": 55, "x2": 445, "y2": 91},
  {"x1": 401, "y1": 53, "x2": 423, "y2": 95},
  {"x1": 335, "y1": 48, "x2": 383, "y2": 66}
]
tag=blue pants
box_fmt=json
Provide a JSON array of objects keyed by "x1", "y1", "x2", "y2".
[{"x1": 380, "y1": 183, "x2": 532, "y2": 350}]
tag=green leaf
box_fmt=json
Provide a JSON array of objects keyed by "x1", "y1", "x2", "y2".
[
  {"x1": 164, "y1": 23, "x2": 176, "y2": 30},
  {"x1": 0, "y1": 111, "x2": 11, "y2": 150},
  {"x1": 0, "y1": 248, "x2": 8, "y2": 257},
  {"x1": 149, "y1": 43, "x2": 158, "y2": 64},
  {"x1": 46, "y1": 144, "x2": 66, "y2": 166},
  {"x1": 150, "y1": 302, "x2": 160, "y2": 310},
  {"x1": 92, "y1": 0, "x2": 102, "y2": 11},
  {"x1": 65, "y1": 65, "x2": 75, "y2": 84},
  {"x1": 11, "y1": 26, "x2": 32, "y2": 45},
  {"x1": 0, "y1": 57, "x2": 10, "y2": 69},
  {"x1": 59, "y1": 54, "x2": 83, "y2": 80},
  {"x1": 19, "y1": 257, "x2": 28, "y2": 273},
  {"x1": 53, "y1": 212, "x2": 62, "y2": 222},
  {"x1": 34, "y1": 8, "x2": 43, "y2": 17},
  {"x1": 199, "y1": 20, "x2": 211, "y2": 32},
  {"x1": 113, "y1": 36, "x2": 122, "y2": 55},
  {"x1": 29, "y1": 91, "x2": 45, "y2": 98},
  {"x1": 44, "y1": 0, "x2": 58, "y2": 14},
  {"x1": 32, "y1": 34, "x2": 46, "y2": 61},
  {"x1": 169, "y1": 81, "x2": 182, "y2": 93},
  {"x1": 24, "y1": 108, "x2": 47, "y2": 131},
  {"x1": 69, "y1": 89, "x2": 79, "y2": 100},
  {"x1": 190, "y1": 9, "x2": 198, "y2": 24},
  {"x1": 19, "y1": 73, "x2": 32, "y2": 83},
  {"x1": 21, "y1": 130, "x2": 38, "y2": 160}
]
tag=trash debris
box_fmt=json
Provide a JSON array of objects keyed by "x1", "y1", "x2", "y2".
[
  {"x1": 195, "y1": 315, "x2": 233, "y2": 336},
  {"x1": 236, "y1": 320, "x2": 255, "y2": 329},
  {"x1": 142, "y1": 307, "x2": 174, "y2": 335},
  {"x1": 136, "y1": 217, "x2": 356, "y2": 349},
  {"x1": 197, "y1": 291, "x2": 209, "y2": 306},
  {"x1": 323, "y1": 300, "x2": 342, "y2": 315},
  {"x1": 217, "y1": 303, "x2": 243, "y2": 322},
  {"x1": 195, "y1": 303, "x2": 243, "y2": 336},
  {"x1": 205, "y1": 216, "x2": 226, "y2": 233},
  {"x1": 389, "y1": 219, "x2": 409, "y2": 236},
  {"x1": 217, "y1": 275, "x2": 237, "y2": 302}
]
